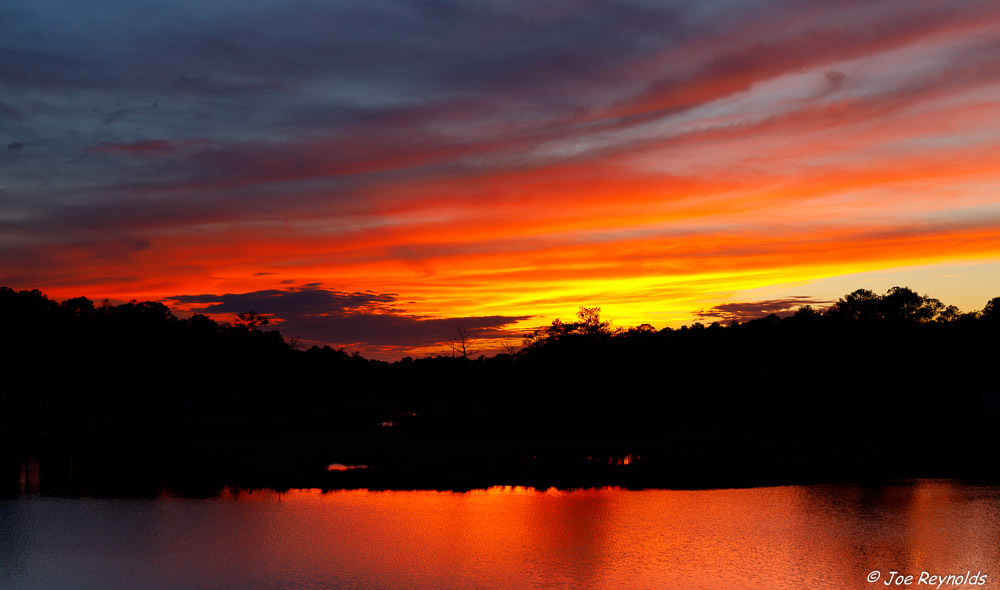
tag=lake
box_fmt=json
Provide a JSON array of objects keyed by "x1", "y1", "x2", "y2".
[{"x1": 2, "y1": 481, "x2": 998, "y2": 590}]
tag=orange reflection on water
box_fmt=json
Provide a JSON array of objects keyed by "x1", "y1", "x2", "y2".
[
  {"x1": 326, "y1": 463, "x2": 369, "y2": 472},
  {"x1": 196, "y1": 482, "x2": 1000, "y2": 590},
  {"x1": 903, "y1": 480, "x2": 999, "y2": 578}
]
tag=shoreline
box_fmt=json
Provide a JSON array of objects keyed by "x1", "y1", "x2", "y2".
[{"x1": 4, "y1": 423, "x2": 998, "y2": 497}]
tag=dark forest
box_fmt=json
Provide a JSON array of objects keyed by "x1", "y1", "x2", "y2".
[{"x1": 2, "y1": 285, "x2": 999, "y2": 494}]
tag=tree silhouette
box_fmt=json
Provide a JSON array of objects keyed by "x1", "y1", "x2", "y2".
[
  {"x1": 576, "y1": 306, "x2": 615, "y2": 337},
  {"x1": 451, "y1": 325, "x2": 478, "y2": 358},
  {"x1": 234, "y1": 311, "x2": 269, "y2": 331},
  {"x1": 983, "y1": 296, "x2": 1000, "y2": 321},
  {"x1": 880, "y1": 286, "x2": 942, "y2": 322},
  {"x1": 827, "y1": 286, "x2": 942, "y2": 322},
  {"x1": 936, "y1": 305, "x2": 962, "y2": 323},
  {"x1": 3, "y1": 282, "x2": 1000, "y2": 467},
  {"x1": 828, "y1": 288, "x2": 881, "y2": 320}
]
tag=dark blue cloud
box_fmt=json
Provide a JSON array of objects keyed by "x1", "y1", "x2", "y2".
[
  {"x1": 170, "y1": 286, "x2": 397, "y2": 316},
  {"x1": 4, "y1": 0, "x2": 1000, "y2": 317},
  {"x1": 5, "y1": 0, "x2": 995, "y2": 244},
  {"x1": 696, "y1": 296, "x2": 832, "y2": 323},
  {"x1": 168, "y1": 284, "x2": 529, "y2": 349}
]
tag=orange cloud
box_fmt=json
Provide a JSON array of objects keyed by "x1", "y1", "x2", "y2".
[{"x1": 7, "y1": 0, "x2": 1000, "y2": 356}]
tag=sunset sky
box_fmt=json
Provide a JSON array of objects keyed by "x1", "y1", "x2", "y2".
[{"x1": 4, "y1": 0, "x2": 1000, "y2": 357}]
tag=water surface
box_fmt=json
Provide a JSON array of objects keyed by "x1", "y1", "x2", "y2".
[{"x1": 2, "y1": 481, "x2": 998, "y2": 589}]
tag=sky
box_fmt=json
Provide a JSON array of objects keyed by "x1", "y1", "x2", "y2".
[{"x1": 3, "y1": 0, "x2": 1000, "y2": 358}]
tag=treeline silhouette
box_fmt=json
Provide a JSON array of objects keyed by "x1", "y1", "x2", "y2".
[{"x1": 2, "y1": 285, "x2": 999, "y2": 493}]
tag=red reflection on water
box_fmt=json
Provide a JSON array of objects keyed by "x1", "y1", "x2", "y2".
[
  {"x1": 190, "y1": 482, "x2": 1000, "y2": 590},
  {"x1": 326, "y1": 463, "x2": 369, "y2": 472},
  {"x1": 585, "y1": 454, "x2": 641, "y2": 465}
]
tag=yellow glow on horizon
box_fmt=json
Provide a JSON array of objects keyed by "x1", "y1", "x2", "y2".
[{"x1": 16, "y1": 19, "x2": 1000, "y2": 360}]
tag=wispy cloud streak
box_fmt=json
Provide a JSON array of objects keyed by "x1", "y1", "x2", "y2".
[
  {"x1": 168, "y1": 285, "x2": 529, "y2": 356},
  {"x1": 3, "y1": 0, "x2": 1000, "y2": 354}
]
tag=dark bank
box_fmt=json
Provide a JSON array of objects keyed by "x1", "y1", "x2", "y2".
[{"x1": 2, "y1": 285, "x2": 999, "y2": 497}]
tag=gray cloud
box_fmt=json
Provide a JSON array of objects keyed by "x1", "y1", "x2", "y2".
[
  {"x1": 167, "y1": 285, "x2": 529, "y2": 351},
  {"x1": 170, "y1": 286, "x2": 397, "y2": 316},
  {"x1": 696, "y1": 296, "x2": 832, "y2": 323},
  {"x1": 3, "y1": 0, "x2": 996, "y2": 242},
  {"x1": 4, "y1": 0, "x2": 1000, "y2": 315}
]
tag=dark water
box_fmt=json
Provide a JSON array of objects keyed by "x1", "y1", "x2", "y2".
[{"x1": 2, "y1": 481, "x2": 999, "y2": 590}]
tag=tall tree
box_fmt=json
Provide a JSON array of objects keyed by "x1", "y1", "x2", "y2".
[{"x1": 234, "y1": 311, "x2": 270, "y2": 331}]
